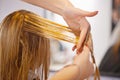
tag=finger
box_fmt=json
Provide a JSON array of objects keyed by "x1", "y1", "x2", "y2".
[
  {"x1": 72, "y1": 45, "x2": 77, "y2": 51},
  {"x1": 86, "y1": 34, "x2": 93, "y2": 53},
  {"x1": 78, "y1": 46, "x2": 90, "y2": 58},
  {"x1": 77, "y1": 28, "x2": 88, "y2": 53},
  {"x1": 83, "y1": 46, "x2": 91, "y2": 60},
  {"x1": 79, "y1": 10, "x2": 98, "y2": 17}
]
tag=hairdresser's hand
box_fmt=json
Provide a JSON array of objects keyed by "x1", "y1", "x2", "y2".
[
  {"x1": 73, "y1": 46, "x2": 94, "y2": 80},
  {"x1": 63, "y1": 7, "x2": 98, "y2": 52}
]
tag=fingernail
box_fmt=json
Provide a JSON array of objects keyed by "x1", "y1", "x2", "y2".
[
  {"x1": 72, "y1": 48, "x2": 74, "y2": 51},
  {"x1": 76, "y1": 50, "x2": 79, "y2": 54},
  {"x1": 78, "y1": 48, "x2": 83, "y2": 53},
  {"x1": 95, "y1": 11, "x2": 99, "y2": 14},
  {"x1": 72, "y1": 47, "x2": 74, "y2": 50}
]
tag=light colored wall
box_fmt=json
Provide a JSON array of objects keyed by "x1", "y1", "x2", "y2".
[{"x1": 0, "y1": 0, "x2": 45, "y2": 22}]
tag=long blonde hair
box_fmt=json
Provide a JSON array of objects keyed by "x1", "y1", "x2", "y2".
[
  {"x1": 0, "y1": 10, "x2": 50, "y2": 80},
  {"x1": 0, "y1": 10, "x2": 100, "y2": 80}
]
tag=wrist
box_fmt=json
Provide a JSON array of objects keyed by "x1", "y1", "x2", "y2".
[
  {"x1": 64, "y1": 64, "x2": 80, "y2": 69},
  {"x1": 73, "y1": 56, "x2": 81, "y2": 67},
  {"x1": 59, "y1": 2, "x2": 74, "y2": 17},
  {"x1": 51, "y1": 64, "x2": 81, "y2": 80},
  {"x1": 64, "y1": 64, "x2": 81, "y2": 76},
  {"x1": 63, "y1": 64, "x2": 81, "y2": 79}
]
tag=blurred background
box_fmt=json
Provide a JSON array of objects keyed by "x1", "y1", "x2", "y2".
[{"x1": 0, "y1": 0, "x2": 120, "y2": 80}]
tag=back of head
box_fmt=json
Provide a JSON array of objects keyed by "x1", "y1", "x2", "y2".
[{"x1": 0, "y1": 10, "x2": 50, "y2": 80}]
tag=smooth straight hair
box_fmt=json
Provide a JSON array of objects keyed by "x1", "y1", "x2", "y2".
[
  {"x1": 0, "y1": 10, "x2": 100, "y2": 80},
  {"x1": 0, "y1": 10, "x2": 50, "y2": 80}
]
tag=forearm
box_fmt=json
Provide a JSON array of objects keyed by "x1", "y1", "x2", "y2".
[
  {"x1": 50, "y1": 64, "x2": 80, "y2": 80},
  {"x1": 22, "y1": 0, "x2": 74, "y2": 16}
]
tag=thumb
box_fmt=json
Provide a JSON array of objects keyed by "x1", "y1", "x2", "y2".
[{"x1": 79, "y1": 9, "x2": 98, "y2": 17}]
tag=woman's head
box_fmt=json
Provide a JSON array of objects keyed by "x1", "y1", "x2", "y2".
[
  {"x1": 0, "y1": 10, "x2": 50, "y2": 80},
  {"x1": 0, "y1": 10, "x2": 99, "y2": 80}
]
